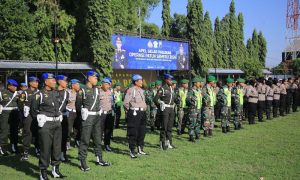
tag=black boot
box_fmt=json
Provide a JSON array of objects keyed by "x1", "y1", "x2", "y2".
[
  {"x1": 80, "y1": 159, "x2": 90, "y2": 171},
  {"x1": 195, "y1": 134, "x2": 200, "y2": 139},
  {"x1": 177, "y1": 129, "x2": 182, "y2": 135},
  {"x1": 208, "y1": 129, "x2": 213, "y2": 137},
  {"x1": 189, "y1": 136, "x2": 195, "y2": 142},
  {"x1": 161, "y1": 141, "x2": 167, "y2": 150},
  {"x1": 151, "y1": 126, "x2": 155, "y2": 132},
  {"x1": 40, "y1": 169, "x2": 48, "y2": 180},
  {"x1": 96, "y1": 156, "x2": 110, "y2": 166},
  {"x1": 138, "y1": 146, "x2": 148, "y2": 155},
  {"x1": 222, "y1": 127, "x2": 227, "y2": 133},
  {"x1": 204, "y1": 130, "x2": 208, "y2": 137},
  {"x1": 226, "y1": 126, "x2": 230, "y2": 132},
  {"x1": 52, "y1": 165, "x2": 64, "y2": 178},
  {"x1": 129, "y1": 149, "x2": 138, "y2": 158}
]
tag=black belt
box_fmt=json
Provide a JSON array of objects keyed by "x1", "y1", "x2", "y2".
[{"x1": 249, "y1": 96, "x2": 258, "y2": 98}]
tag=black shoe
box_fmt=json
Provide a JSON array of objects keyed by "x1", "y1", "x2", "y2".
[
  {"x1": 177, "y1": 129, "x2": 182, "y2": 135},
  {"x1": 52, "y1": 165, "x2": 64, "y2": 178},
  {"x1": 151, "y1": 126, "x2": 155, "y2": 132},
  {"x1": 129, "y1": 150, "x2": 138, "y2": 158},
  {"x1": 21, "y1": 152, "x2": 29, "y2": 161},
  {"x1": 61, "y1": 152, "x2": 69, "y2": 162},
  {"x1": 226, "y1": 126, "x2": 230, "y2": 132},
  {"x1": 138, "y1": 146, "x2": 148, "y2": 155},
  {"x1": 80, "y1": 160, "x2": 90, "y2": 171},
  {"x1": 195, "y1": 134, "x2": 200, "y2": 139},
  {"x1": 204, "y1": 130, "x2": 208, "y2": 137},
  {"x1": 105, "y1": 145, "x2": 112, "y2": 152},
  {"x1": 35, "y1": 148, "x2": 41, "y2": 156},
  {"x1": 11, "y1": 144, "x2": 19, "y2": 154},
  {"x1": 222, "y1": 127, "x2": 227, "y2": 133},
  {"x1": 40, "y1": 169, "x2": 48, "y2": 180},
  {"x1": 160, "y1": 141, "x2": 168, "y2": 150},
  {"x1": 96, "y1": 157, "x2": 110, "y2": 166}
]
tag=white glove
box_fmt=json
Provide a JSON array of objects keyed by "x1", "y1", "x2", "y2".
[
  {"x1": 24, "y1": 106, "x2": 30, "y2": 117},
  {"x1": 81, "y1": 108, "x2": 89, "y2": 121},
  {"x1": 0, "y1": 105, "x2": 2, "y2": 115},
  {"x1": 59, "y1": 115, "x2": 63, "y2": 122},
  {"x1": 99, "y1": 109, "x2": 103, "y2": 116},
  {"x1": 159, "y1": 101, "x2": 165, "y2": 111},
  {"x1": 37, "y1": 114, "x2": 47, "y2": 127}
]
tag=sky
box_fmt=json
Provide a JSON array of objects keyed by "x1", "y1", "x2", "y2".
[{"x1": 146, "y1": 0, "x2": 286, "y2": 68}]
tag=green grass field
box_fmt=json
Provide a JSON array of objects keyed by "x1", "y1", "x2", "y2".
[{"x1": 1, "y1": 112, "x2": 300, "y2": 180}]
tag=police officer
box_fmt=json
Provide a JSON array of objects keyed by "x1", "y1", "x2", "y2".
[
  {"x1": 279, "y1": 79, "x2": 287, "y2": 116},
  {"x1": 186, "y1": 77, "x2": 203, "y2": 142},
  {"x1": 292, "y1": 78, "x2": 299, "y2": 112},
  {"x1": 66, "y1": 79, "x2": 80, "y2": 149},
  {"x1": 77, "y1": 71, "x2": 109, "y2": 171},
  {"x1": 123, "y1": 74, "x2": 148, "y2": 158},
  {"x1": 272, "y1": 78, "x2": 280, "y2": 118},
  {"x1": 176, "y1": 43, "x2": 188, "y2": 70},
  {"x1": 257, "y1": 78, "x2": 267, "y2": 122},
  {"x1": 113, "y1": 36, "x2": 128, "y2": 69},
  {"x1": 113, "y1": 82, "x2": 122, "y2": 129},
  {"x1": 32, "y1": 73, "x2": 64, "y2": 179},
  {"x1": 232, "y1": 78, "x2": 245, "y2": 130},
  {"x1": 99, "y1": 77, "x2": 115, "y2": 152},
  {"x1": 20, "y1": 76, "x2": 40, "y2": 160},
  {"x1": 246, "y1": 80, "x2": 258, "y2": 124},
  {"x1": 218, "y1": 78, "x2": 234, "y2": 133},
  {"x1": 202, "y1": 75, "x2": 216, "y2": 136},
  {"x1": 0, "y1": 79, "x2": 19, "y2": 155},
  {"x1": 56, "y1": 75, "x2": 70, "y2": 162},
  {"x1": 154, "y1": 74, "x2": 176, "y2": 150},
  {"x1": 265, "y1": 80, "x2": 274, "y2": 120},
  {"x1": 176, "y1": 79, "x2": 189, "y2": 135},
  {"x1": 286, "y1": 78, "x2": 293, "y2": 114}
]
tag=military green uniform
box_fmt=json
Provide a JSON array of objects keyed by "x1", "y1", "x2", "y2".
[
  {"x1": 186, "y1": 77, "x2": 203, "y2": 142},
  {"x1": 231, "y1": 79, "x2": 245, "y2": 129},
  {"x1": 202, "y1": 82, "x2": 216, "y2": 136},
  {"x1": 114, "y1": 87, "x2": 123, "y2": 128},
  {"x1": 0, "y1": 85, "x2": 20, "y2": 155},
  {"x1": 145, "y1": 82, "x2": 155, "y2": 130},
  {"x1": 217, "y1": 78, "x2": 233, "y2": 133},
  {"x1": 176, "y1": 79, "x2": 189, "y2": 135}
]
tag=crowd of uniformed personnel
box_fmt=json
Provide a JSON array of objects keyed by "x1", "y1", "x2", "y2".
[{"x1": 0, "y1": 71, "x2": 300, "y2": 179}]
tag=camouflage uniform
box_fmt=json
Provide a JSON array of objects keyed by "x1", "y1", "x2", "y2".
[
  {"x1": 218, "y1": 78, "x2": 233, "y2": 133},
  {"x1": 176, "y1": 79, "x2": 189, "y2": 135},
  {"x1": 231, "y1": 78, "x2": 245, "y2": 130},
  {"x1": 202, "y1": 75, "x2": 216, "y2": 137},
  {"x1": 145, "y1": 82, "x2": 156, "y2": 131},
  {"x1": 186, "y1": 77, "x2": 203, "y2": 142}
]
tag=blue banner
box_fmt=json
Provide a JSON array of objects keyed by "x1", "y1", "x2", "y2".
[{"x1": 112, "y1": 35, "x2": 189, "y2": 70}]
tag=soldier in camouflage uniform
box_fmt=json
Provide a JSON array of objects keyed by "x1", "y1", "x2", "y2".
[
  {"x1": 186, "y1": 77, "x2": 204, "y2": 142},
  {"x1": 145, "y1": 82, "x2": 155, "y2": 131},
  {"x1": 231, "y1": 78, "x2": 246, "y2": 130},
  {"x1": 218, "y1": 78, "x2": 234, "y2": 133},
  {"x1": 153, "y1": 80, "x2": 162, "y2": 130},
  {"x1": 202, "y1": 75, "x2": 216, "y2": 137},
  {"x1": 176, "y1": 79, "x2": 189, "y2": 135}
]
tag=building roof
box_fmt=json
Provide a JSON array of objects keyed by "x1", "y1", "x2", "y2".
[
  {"x1": 0, "y1": 60, "x2": 93, "y2": 70},
  {"x1": 262, "y1": 69, "x2": 272, "y2": 75},
  {"x1": 208, "y1": 68, "x2": 244, "y2": 74}
]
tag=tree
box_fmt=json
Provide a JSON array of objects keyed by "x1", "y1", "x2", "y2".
[
  {"x1": 187, "y1": 0, "x2": 204, "y2": 75},
  {"x1": 161, "y1": 0, "x2": 171, "y2": 37},
  {"x1": 170, "y1": 13, "x2": 187, "y2": 39},
  {"x1": 258, "y1": 31, "x2": 267, "y2": 67},
  {"x1": 228, "y1": 0, "x2": 239, "y2": 68},
  {"x1": 200, "y1": 11, "x2": 214, "y2": 70},
  {"x1": 213, "y1": 17, "x2": 225, "y2": 68},
  {"x1": 0, "y1": 0, "x2": 37, "y2": 60},
  {"x1": 85, "y1": 0, "x2": 115, "y2": 76},
  {"x1": 142, "y1": 22, "x2": 160, "y2": 36}
]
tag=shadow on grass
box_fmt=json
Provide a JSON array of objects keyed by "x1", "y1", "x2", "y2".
[{"x1": 0, "y1": 154, "x2": 39, "y2": 179}]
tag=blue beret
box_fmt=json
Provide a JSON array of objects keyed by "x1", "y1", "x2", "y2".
[
  {"x1": 20, "y1": 83, "x2": 27, "y2": 87},
  {"x1": 70, "y1": 79, "x2": 80, "y2": 85},
  {"x1": 164, "y1": 74, "x2": 174, "y2": 79},
  {"x1": 28, "y1": 76, "x2": 40, "y2": 82},
  {"x1": 7, "y1": 79, "x2": 18, "y2": 86},
  {"x1": 132, "y1": 74, "x2": 143, "y2": 81},
  {"x1": 102, "y1": 77, "x2": 112, "y2": 84},
  {"x1": 87, "y1": 71, "x2": 99, "y2": 78},
  {"x1": 56, "y1": 75, "x2": 68, "y2": 81},
  {"x1": 42, "y1": 73, "x2": 55, "y2": 80}
]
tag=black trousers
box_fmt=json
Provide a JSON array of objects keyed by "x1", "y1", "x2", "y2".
[
  {"x1": 39, "y1": 121, "x2": 62, "y2": 170},
  {"x1": 100, "y1": 113, "x2": 114, "y2": 146},
  {"x1": 273, "y1": 99, "x2": 280, "y2": 118},
  {"x1": 67, "y1": 111, "x2": 77, "y2": 141},
  {"x1": 22, "y1": 114, "x2": 34, "y2": 152},
  {"x1": 78, "y1": 115, "x2": 103, "y2": 160},
  {"x1": 280, "y1": 94, "x2": 286, "y2": 116},
  {"x1": 159, "y1": 107, "x2": 175, "y2": 143},
  {"x1": 265, "y1": 100, "x2": 273, "y2": 119},
  {"x1": 292, "y1": 92, "x2": 298, "y2": 112},
  {"x1": 74, "y1": 112, "x2": 82, "y2": 142},
  {"x1": 0, "y1": 111, "x2": 12, "y2": 151},
  {"x1": 248, "y1": 102, "x2": 257, "y2": 124},
  {"x1": 114, "y1": 106, "x2": 121, "y2": 128},
  {"x1": 61, "y1": 115, "x2": 68, "y2": 152},
  {"x1": 286, "y1": 94, "x2": 292, "y2": 114},
  {"x1": 127, "y1": 110, "x2": 146, "y2": 150},
  {"x1": 257, "y1": 101, "x2": 265, "y2": 121}
]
